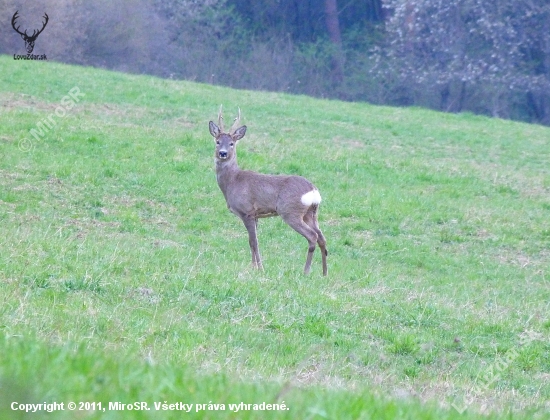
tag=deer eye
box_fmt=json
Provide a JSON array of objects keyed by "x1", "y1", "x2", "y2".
[
  {"x1": 230, "y1": 142, "x2": 234, "y2": 147},
  {"x1": 216, "y1": 140, "x2": 220, "y2": 145}
]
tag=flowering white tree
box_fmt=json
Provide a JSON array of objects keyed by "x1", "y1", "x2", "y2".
[{"x1": 380, "y1": 0, "x2": 550, "y2": 121}]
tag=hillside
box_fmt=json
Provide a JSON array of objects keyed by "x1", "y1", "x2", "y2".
[{"x1": 1, "y1": 55, "x2": 549, "y2": 419}]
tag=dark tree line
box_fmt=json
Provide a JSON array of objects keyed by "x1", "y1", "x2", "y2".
[{"x1": 1, "y1": 0, "x2": 548, "y2": 125}]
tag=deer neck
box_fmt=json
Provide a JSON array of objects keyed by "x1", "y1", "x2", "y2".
[{"x1": 215, "y1": 154, "x2": 240, "y2": 194}]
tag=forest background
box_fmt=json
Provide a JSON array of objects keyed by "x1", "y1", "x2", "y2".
[{"x1": 1, "y1": 0, "x2": 549, "y2": 125}]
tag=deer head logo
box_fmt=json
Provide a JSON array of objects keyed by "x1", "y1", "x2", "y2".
[{"x1": 11, "y1": 11, "x2": 49, "y2": 54}]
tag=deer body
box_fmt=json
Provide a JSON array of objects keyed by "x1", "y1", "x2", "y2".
[{"x1": 209, "y1": 107, "x2": 327, "y2": 275}]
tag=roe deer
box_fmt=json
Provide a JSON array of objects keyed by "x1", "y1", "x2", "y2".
[{"x1": 209, "y1": 106, "x2": 328, "y2": 276}]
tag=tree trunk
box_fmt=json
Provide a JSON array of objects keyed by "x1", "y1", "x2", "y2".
[{"x1": 324, "y1": 0, "x2": 343, "y2": 85}]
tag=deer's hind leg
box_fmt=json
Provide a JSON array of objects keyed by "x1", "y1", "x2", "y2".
[
  {"x1": 304, "y1": 206, "x2": 328, "y2": 276},
  {"x1": 281, "y1": 213, "x2": 319, "y2": 275}
]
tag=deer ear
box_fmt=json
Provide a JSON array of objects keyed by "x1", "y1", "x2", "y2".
[
  {"x1": 209, "y1": 121, "x2": 220, "y2": 138},
  {"x1": 232, "y1": 125, "x2": 247, "y2": 141}
]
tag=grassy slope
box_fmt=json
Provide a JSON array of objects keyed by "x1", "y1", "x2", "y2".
[{"x1": 0, "y1": 55, "x2": 549, "y2": 419}]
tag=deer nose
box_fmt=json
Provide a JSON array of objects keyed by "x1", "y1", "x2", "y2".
[{"x1": 219, "y1": 151, "x2": 227, "y2": 159}]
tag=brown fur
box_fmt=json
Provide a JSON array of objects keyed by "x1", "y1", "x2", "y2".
[{"x1": 209, "y1": 111, "x2": 327, "y2": 275}]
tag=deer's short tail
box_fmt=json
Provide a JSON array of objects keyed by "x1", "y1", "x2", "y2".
[{"x1": 301, "y1": 189, "x2": 321, "y2": 206}]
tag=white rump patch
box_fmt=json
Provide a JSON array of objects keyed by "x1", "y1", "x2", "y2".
[{"x1": 301, "y1": 189, "x2": 322, "y2": 206}]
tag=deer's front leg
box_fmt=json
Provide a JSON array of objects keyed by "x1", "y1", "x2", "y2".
[{"x1": 241, "y1": 215, "x2": 263, "y2": 270}]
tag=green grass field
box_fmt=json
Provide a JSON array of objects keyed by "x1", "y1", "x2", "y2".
[{"x1": 0, "y1": 55, "x2": 549, "y2": 419}]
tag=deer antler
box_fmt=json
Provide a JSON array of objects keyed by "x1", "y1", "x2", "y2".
[
  {"x1": 229, "y1": 108, "x2": 241, "y2": 134},
  {"x1": 218, "y1": 104, "x2": 225, "y2": 133},
  {"x1": 12, "y1": 11, "x2": 49, "y2": 40},
  {"x1": 11, "y1": 11, "x2": 25, "y2": 36},
  {"x1": 32, "y1": 13, "x2": 49, "y2": 39}
]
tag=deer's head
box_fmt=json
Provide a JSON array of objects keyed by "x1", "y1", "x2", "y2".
[
  {"x1": 12, "y1": 11, "x2": 49, "y2": 54},
  {"x1": 209, "y1": 106, "x2": 247, "y2": 163}
]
